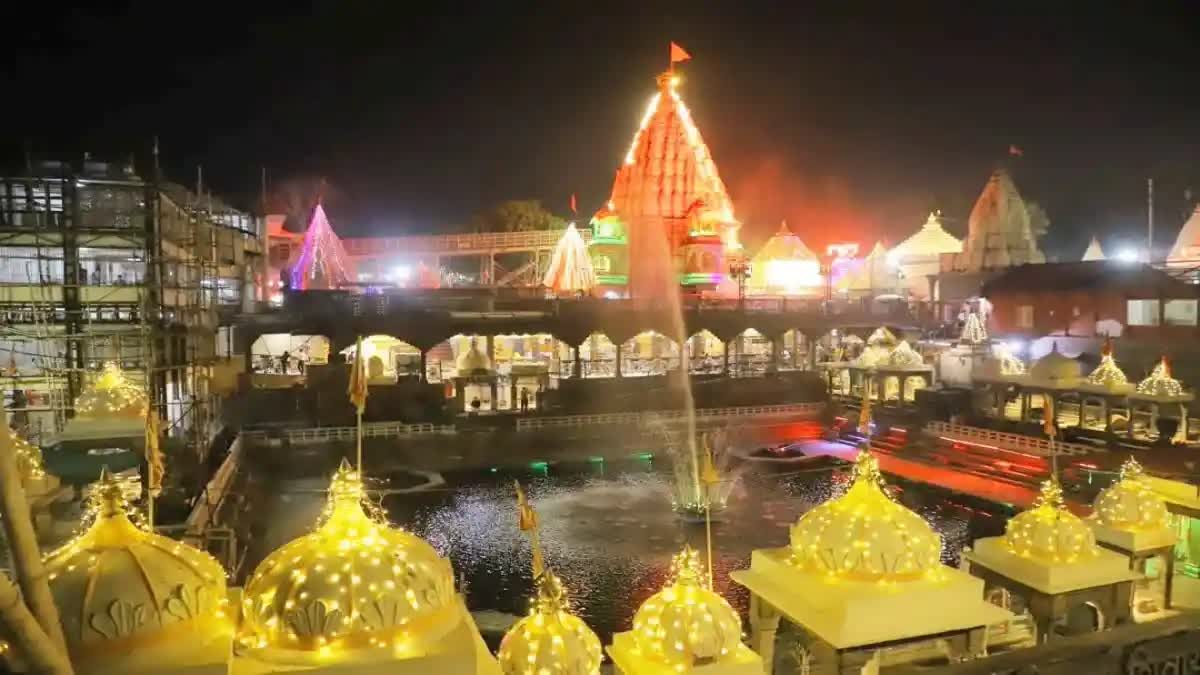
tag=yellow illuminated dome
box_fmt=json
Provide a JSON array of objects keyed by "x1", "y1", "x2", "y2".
[
  {"x1": 790, "y1": 451, "x2": 943, "y2": 580},
  {"x1": 1028, "y1": 343, "x2": 1081, "y2": 386},
  {"x1": 240, "y1": 459, "x2": 457, "y2": 659},
  {"x1": 1136, "y1": 357, "x2": 1185, "y2": 397},
  {"x1": 44, "y1": 469, "x2": 229, "y2": 663},
  {"x1": 1003, "y1": 479, "x2": 1099, "y2": 563},
  {"x1": 455, "y1": 340, "x2": 493, "y2": 375},
  {"x1": 629, "y1": 546, "x2": 742, "y2": 669},
  {"x1": 74, "y1": 362, "x2": 148, "y2": 419},
  {"x1": 1093, "y1": 457, "x2": 1170, "y2": 532},
  {"x1": 497, "y1": 569, "x2": 601, "y2": 675},
  {"x1": 7, "y1": 425, "x2": 46, "y2": 481},
  {"x1": 1086, "y1": 340, "x2": 1128, "y2": 389},
  {"x1": 888, "y1": 340, "x2": 924, "y2": 368}
]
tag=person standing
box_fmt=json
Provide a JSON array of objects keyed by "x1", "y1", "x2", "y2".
[{"x1": 519, "y1": 387, "x2": 530, "y2": 413}]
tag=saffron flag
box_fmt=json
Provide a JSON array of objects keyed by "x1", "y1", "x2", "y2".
[
  {"x1": 515, "y1": 480, "x2": 538, "y2": 531},
  {"x1": 145, "y1": 406, "x2": 164, "y2": 497},
  {"x1": 569, "y1": 193, "x2": 577, "y2": 215},
  {"x1": 700, "y1": 439, "x2": 720, "y2": 486},
  {"x1": 1043, "y1": 397, "x2": 1056, "y2": 438},
  {"x1": 347, "y1": 336, "x2": 368, "y2": 415},
  {"x1": 670, "y1": 41, "x2": 691, "y2": 64},
  {"x1": 1009, "y1": 144, "x2": 1024, "y2": 157}
]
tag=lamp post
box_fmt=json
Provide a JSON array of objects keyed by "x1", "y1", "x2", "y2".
[{"x1": 729, "y1": 259, "x2": 751, "y2": 311}]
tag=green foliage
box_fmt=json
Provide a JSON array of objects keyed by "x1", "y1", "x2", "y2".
[{"x1": 471, "y1": 200, "x2": 565, "y2": 233}]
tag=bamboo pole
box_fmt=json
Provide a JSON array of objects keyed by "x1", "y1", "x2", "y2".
[
  {"x1": 0, "y1": 433, "x2": 68, "y2": 655},
  {"x1": 0, "y1": 573, "x2": 73, "y2": 675}
]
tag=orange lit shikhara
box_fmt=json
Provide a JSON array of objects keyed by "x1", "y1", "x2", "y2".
[{"x1": 789, "y1": 450, "x2": 944, "y2": 581}]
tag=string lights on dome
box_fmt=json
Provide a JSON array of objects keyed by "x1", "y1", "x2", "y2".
[
  {"x1": 1093, "y1": 457, "x2": 1170, "y2": 532},
  {"x1": 73, "y1": 361, "x2": 148, "y2": 419},
  {"x1": 7, "y1": 426, "x2": 45, "y2": 480},
  {"x1": 1003, "y1": 479, "x2": 1099, "y2": 564},
  {"x1": 628, "y1": 545, "x2": 742, "y2": 669},
  {"x1": 240, "y1": 459, "x2": 457, "y2": 656},
  {"x1": 1136, "y1": 357, "x2": 1184, "y2": 397},
  {"x1": 496, "y1": 569, "x2": 602, "y2": 675},
  {"x1": 960, "y1": 313, "x2": 988, "y2": 344},
  {"x1": 1087, "y1": 339, "x2": 1128, "y2": 388},
  {"x1": 888, "y1": 340, "x2": 924, "y2": 368},
  {"x1": 789, "y1": 450, "x2": 943, "y2": 582}
]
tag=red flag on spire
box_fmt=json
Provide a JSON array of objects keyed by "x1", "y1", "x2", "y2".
[
  {"x1": 569, "y1": 193, "x2": 577, "y2": 215},
  {"x1": 1008, "y1": 144, "x2": 1024, "y2": 157},
  {"x1": 670, "y1": 42, "x2": 692, "y2": 64}
]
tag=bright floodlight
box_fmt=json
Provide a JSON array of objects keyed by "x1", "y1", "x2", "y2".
[
  {"x1": 1115, "y1": 248, "x2": 1140, "y2": 263},
  {"x1": 1007, "y1": 339, "x2": 1024, "y2": 353},
  {"x1": 392, "y1": 265, "x2": 412, "y2": 280}
]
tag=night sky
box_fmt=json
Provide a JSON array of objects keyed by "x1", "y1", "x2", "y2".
[{"x1": 4, "y1": 3, "x2": 1200, "y2": 258}]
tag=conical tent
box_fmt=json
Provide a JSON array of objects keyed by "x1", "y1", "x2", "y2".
[
  {"x1": 290, "y1": 204, "x2": 354, "y2": 290},
  {"x1": 543, "y1": 224, "x2": 596, "y2": 293},
  {"x1": 1082, "y1": 236, "x2": 1106, "y2": 261}
]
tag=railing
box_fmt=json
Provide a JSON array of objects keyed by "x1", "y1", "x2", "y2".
[
  {"x1": 185, "y1": 436, "x2": 244, "y2": 534},
  {"x1": 515, "y1": 402, "x2": 825, "y2": 431},
  {"x1": 342, "y1": 228, "x2": 591, "y2": 257},
  {"x1": 924, "y1": 421, "x2": 1101, "y2": 457},
  {"x1": 241, "y1": 422, "x2": 455, "y2": 445}
]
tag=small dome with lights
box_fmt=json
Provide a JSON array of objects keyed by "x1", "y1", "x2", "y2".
[
  {"x1": 1028, "y1": 343, "x2": 1081, "y2": 387},
  {"x1": 455, "y1": 340, "x2": 493, "y2": 375},
  {"x1": 866, "y1": 326, "x2": 898, "y2": 347},
  {"x1": 629, "y1": 546, "x2": 742, "y2": 669},
  {"x1": 1086, "y1": 339, "x2": 1128, "y2": 390},
  {"x1": 74, "y1": 362, "x2": 148, "y2": 420},
  {"x1": 1003, "y1": 479, "x2": 1099, "y2": 564},
  {"x1": 1093, "y1": 457, "x2": 1170, "y2": 532},
  {"x1": 44, "y1": 468, "x2": 229, "y2": 663},
  {"x1": 497, "y1": 569, "x2": 601, "y2": 675},
  {"x1": 240, "y1": 459, "x2": 457, "y2": 659},
  {"x1": 6, "y1": 425, "x2": 46, "y2": 482},
  {"x1": 1136, "y1": 357, "x2": 1185, "y2": 398},
  {"x1": 888, "y1": 341, "x2": 924, "y2": 368},
  {"x1": 790, "y1": 451, "x2": 943, "y2": 580}
]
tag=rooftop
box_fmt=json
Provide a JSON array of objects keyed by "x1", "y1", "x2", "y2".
[{"x1": 981, "y1": 261, "x2": 1199, "y2": 297}]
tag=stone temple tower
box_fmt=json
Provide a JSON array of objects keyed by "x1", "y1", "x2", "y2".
[{"x1": 953, "y1": 168, "x2": 1045, "y2": 271}]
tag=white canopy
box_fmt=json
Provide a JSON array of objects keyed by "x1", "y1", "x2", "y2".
[{"x1": 543, "y1": 224, "x2": 596, "y2": 293}]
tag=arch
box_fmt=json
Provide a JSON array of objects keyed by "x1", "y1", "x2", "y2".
[
  {"x1": 425, "y1": 334, "x2": 489, "y2": 384},
  {"x1": 250, "y1": 334, "x2": 330, "y2": 375},
  {"x1": 726, "y1": 328, "x2": 770, "y2": 378},
  {"x1": 686, "y1": 329, "x2": 725, "y2": 374},
  {"x1": 779, "y1": 329, "x2": 811, "y2": 371},
  {"x1": 578, "y1": 332, "x2": 617, "y2": 379},
  {"x1": 1063, "y1": 602, "x2": 1104, "y2": 635},
  {"x1": 338, "y1": 334, "x2": 422, "y2": 382},
  {"x1": 618, "y1": 331, "x2": 680, "y2": 377}
]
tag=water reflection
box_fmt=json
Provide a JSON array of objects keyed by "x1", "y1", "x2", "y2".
[{"x1": 389, "y1": 457, "x2": 1004, "y2": 641}]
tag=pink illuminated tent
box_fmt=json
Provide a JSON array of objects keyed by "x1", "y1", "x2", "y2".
[
  {"x1": 542, "y1": 224, "x2": 595, "y2": 294},
  {"x1": 290, "y1": 204, "x2": 354, "y2": 290}
]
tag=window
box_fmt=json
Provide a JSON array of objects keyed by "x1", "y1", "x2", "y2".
[
  {"x1": 1016, "y1": 305, "x2": 1034, "y2": 329},
  {"x1": 593, "y1": 255, "x2": 611, "y2": 273},
  {"x1": 1165, "y1": 299, "x2": 1198, "y2": 326},
  {"x1": 1127, "y1": 299, "x2": 1160, "y2": 326}
]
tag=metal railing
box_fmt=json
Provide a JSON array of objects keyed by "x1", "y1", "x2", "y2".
[
  {"x1": 342, "y1": 228, "x2": 591, "y2": 257},
  {"x1": 241, "y1": 421, "x2": 456, "y2": 445},
  {"x1": 516, "y1": 402, "x2": 825, "y2": 431},
  {"x1": 924, "y1": 421, "x2": 1101, "y2": 457}
]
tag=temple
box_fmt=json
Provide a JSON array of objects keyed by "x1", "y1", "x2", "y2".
[
  {"x1": 290, "y1": 204, "x2": 354, "y2": 290},
  {"x1": 950, "y1": 168, "x2": 1044, "y2": 272},
  {"x1": 1167, "y1": 204, "x2": 1200, "y2": 264},
  {"x1": 594, "y1": 71, "x2": 743, "y2": 298}
]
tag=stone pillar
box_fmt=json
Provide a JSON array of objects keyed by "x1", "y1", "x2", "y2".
[
  {"x1": 769, "y1": 333, "x2": 782, "y2": 373},
  {"x1": 573, "y1": 345, "x2": 582, "y2": 379},
  {"x1": 1020, "y1": 392, "x2": 1029, "y2": 422},
  {"x1": 748, "y1": 594, "x2": 781, "y2": 674},
  {"x1": 489, "y1": 380, "x2": 498, "y2": 411},
  {"x1": 615, "y1": 343, "x2": 623, "y2": 378},
  {"x1": 419, "y1": 350, "x2": 427, "y2": 383}
]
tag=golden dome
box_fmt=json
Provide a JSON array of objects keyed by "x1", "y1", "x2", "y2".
[
  {"x1": 1028, "y1": 343, "x2": 1081, "y2": 386},
  {"x1": 74, "y1": 362, "x2": 148, "y2": 419},
  {"x1": 1003, "y1": 479, "x2": 1099, "y2": 564},
  {"x1": 852, "y1": 345, "x2": 892, "y2": 368},
  {"x1": 790, "y1": 451, "x2": 943, "y2": 581},
  {"x1": 1093, "y1": 457, "x2": 1170, "y2": 532},
  {"x1": 866, "y1": 326, "x2": 898, "y2": 347},
  {"x1": 497, "y1": 569, "x2": 601, "y2": 675},
  {"x1": 240, "y1": 459, "x2": 457, "y2": 659},
  {"x1": 6, "y1": 425, "x2": 46, "y2": 481},
  {"x1": 630, "y1": 546, "x2": 742, "y2": 669},
  {"x1": 1086, "y1": 339, "x2": 1127, "y2": 389},
  {"x1": 44, "y1": 469, "x2": 229, "y2": 661},
  {"x1": 1136, "y1": 357, "x2": 1185, "y2": 398},
  {"x1": 888, "y1": 341, "x2": 924, "y2": 368},
  {"x1": 455, "y1": 340, "x2": 492, "y2": 375}
]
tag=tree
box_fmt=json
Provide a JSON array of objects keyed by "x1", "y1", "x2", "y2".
[
  {"x1": 471, "y1": 200, "x2": 565, "y2": 234},
  {"x1": 1027, "y1": 201, "x2": 1050, "y2": 240}
]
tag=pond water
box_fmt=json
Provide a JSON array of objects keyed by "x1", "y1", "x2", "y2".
[{"x1": 375, "y1": 450, "x2": 1012, "y2": 642}]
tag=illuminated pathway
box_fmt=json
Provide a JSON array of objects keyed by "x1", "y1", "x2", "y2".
[{"x1": 797, "y1": 440, "x2": 1091, "y2": 516}]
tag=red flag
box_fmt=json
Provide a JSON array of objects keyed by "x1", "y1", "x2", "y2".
[
  {"x1": 1009, "y1": 144, "x2": 1024, "y2": 157},
  {"x1": 670, "y1": 42, "x2": 692, "y2": 64},
  {"x1": 569, "y1": 193, "x2": 577, "y2": 215}
]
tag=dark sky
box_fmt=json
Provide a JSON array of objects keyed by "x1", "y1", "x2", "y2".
[{"x1": 5, "y1": 3, "x2": 1200, "y2": 258}]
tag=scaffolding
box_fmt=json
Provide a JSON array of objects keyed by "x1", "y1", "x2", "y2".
[{"x1": 0, "y1": 158, "x2": 263, "y2": 485}]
